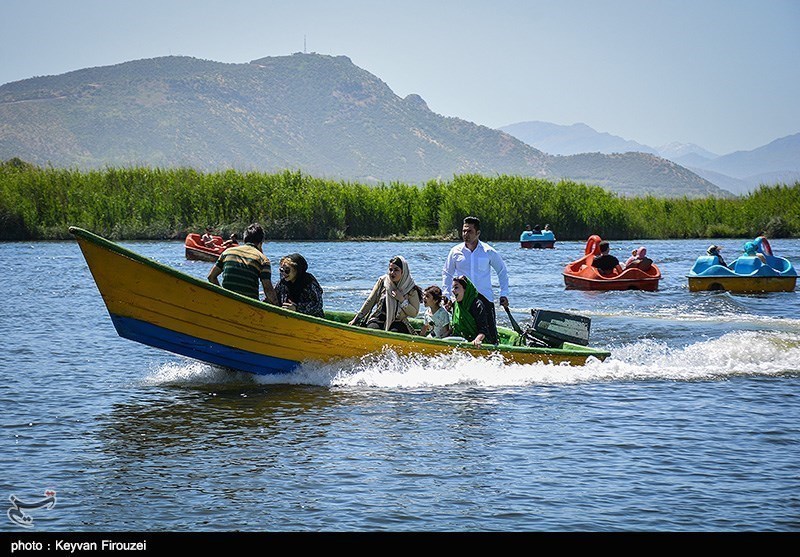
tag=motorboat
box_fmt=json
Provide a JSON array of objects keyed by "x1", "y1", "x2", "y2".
[{"x1": 71, "y1": 227, "x2": 611, "y2": 375}]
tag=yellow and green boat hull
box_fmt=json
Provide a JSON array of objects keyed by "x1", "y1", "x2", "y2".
[{"x1": 70, "y1": 227, "x2": 610, "y2": 375}]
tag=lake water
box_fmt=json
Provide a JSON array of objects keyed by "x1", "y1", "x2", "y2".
[{"x1": 1, "y1": 236, "x2": 799, "y2": 532}]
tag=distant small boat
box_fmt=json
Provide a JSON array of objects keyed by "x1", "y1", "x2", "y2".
[
  {"x1": 520, "y1": 230, "x2": 556, "y2": 249},
  {"x1": 70, "y1": 227, "x2": 610, "y2": 375},
  {"x1": 184, "y1": 232, "x2": 228, "y2": 262},
  {"x1": 563, "y1": 235, "x2": 662, "y2": 291},
  {"x1": 687, "y1": 237, "x2": 797, "y2": 292}
]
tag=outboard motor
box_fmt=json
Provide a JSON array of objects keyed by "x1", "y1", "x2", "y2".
[{"x1": 522, "y1": 309, "x2": 591, "y2": 347}]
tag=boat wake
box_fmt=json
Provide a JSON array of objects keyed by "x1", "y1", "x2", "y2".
[
  {"x1": 141, "y1": 360, "x2": 258, "y2": 387},
  {"x1": 141, "y1": 330, "x2": 800, "y2": 389},
  {"x1": 570, "y1": 301, "x2": 800, "y2": 330}
]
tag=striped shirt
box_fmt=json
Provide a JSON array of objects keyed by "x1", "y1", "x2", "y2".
[{"x1": 214, "y1": 243, "x2": 272, "y2": 299}]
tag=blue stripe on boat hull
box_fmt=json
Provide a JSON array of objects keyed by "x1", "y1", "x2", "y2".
[{"x1": 110, "y1": 315, "x2": 299, "y2": 375}]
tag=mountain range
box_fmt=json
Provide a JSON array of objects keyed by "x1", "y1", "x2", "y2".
[
  {"x1": 0, "y1": 53, "x2": 738, "y2": 197},
  {"x1": 500, "y1": 121, "x2": 800, "y2": 195}
]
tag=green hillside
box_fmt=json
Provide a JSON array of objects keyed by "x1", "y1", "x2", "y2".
[{"x1": 0, "y1": 53, "x2": 728, "y2": 197}]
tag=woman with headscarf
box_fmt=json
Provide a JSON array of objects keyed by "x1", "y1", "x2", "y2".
[
  {"x1": 450, "y1": 275, "x2": 498, "y2": 347},
  {"x1": 348, "y1": 256, "x2": 422, "y2": 334},
  {"x1": 274, "y1": 253, "x2": 324, "y2": 317},
  {"x1": 624, "y1": 246, "x2": 652, "y2": 271}
]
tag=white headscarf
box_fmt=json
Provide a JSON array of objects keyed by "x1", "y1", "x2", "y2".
[{"x1": 382, "y1": 255, "x2": 416, "y2": 330}]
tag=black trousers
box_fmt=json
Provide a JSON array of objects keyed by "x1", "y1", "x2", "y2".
[{"x1": 483, "y1": 301, "x2": 500, "y2": 345}]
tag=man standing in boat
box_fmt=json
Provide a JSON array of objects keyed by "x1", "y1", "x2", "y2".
[
  {"x1": 208, "y1": 223, "x2": 278, "y2": 304},
  {"x1": 442, "y1": 216, "x2": 510, "y2": 331}
]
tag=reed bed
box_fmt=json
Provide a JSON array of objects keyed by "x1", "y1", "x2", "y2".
[{"x1": 1, "y1": 160, "x2": 797, "y2": 241}]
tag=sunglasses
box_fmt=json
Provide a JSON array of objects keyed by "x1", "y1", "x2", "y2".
[{"x1": 280, "y1": 266, "x2": 293, "y2": 273}]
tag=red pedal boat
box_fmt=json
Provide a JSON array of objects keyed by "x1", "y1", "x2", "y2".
[
  {"x1": 184, "y1": 233, "x2": 229, "y2": 262},
  {"x1": 563, "y1": 235, "x2": 662, "y2": 291}
]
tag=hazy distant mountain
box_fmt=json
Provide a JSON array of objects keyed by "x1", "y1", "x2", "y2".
[
  {"x1": 655, "y1": 142, "x2": 719, "y2": 167},
  {"x1": 669, "y1": 151, "x2": 717, "y2": 168},
  {"x1": 0, "y1": 54, "x2": 729, "y2": 197},
  {"x1": 499, "y1": 121, "x2": 657, "y2": 156},
  {"x1": 683, "y1": 134, "x2": 800, "y2": 195},
  {"x1": 685, "y1": 167, "x2": 751, "y2": 196},
  {"x1": 502, "y1": 119, "x2": 799, "y2": 196},
  {"x1": 548, "y1": 152, "x2": 725, "y2": 198},
  {"x1": 746, "y1": 170, "x2": 800, "y2": 190},
  {"x1": 690, "y1": 133, "x2": 800, "y2": 179}
]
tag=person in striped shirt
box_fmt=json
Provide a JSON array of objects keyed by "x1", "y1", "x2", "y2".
[{"x1": 207, "y1": 223, "x2": 278, "y2": 304}]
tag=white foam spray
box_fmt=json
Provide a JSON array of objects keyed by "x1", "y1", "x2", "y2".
[{"x1": 141, "y1": 330, "x2": 800, "y2": 390}]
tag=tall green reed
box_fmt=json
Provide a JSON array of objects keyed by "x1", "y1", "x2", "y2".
[{"x1": 0, "y1": 161, "x2": 797, "y2": 241}]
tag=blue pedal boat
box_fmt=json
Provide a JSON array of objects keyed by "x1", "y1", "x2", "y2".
[
  {"x1": 520, "y1": 230, "x2": 556, "y2": 249},
  {"x1": 687, "y1": 237, "x2": 797, "y2": 292}
]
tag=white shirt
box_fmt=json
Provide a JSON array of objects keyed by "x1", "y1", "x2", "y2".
[{"x1": 442, "y1": 240, "x2": 509, "y2": 302}]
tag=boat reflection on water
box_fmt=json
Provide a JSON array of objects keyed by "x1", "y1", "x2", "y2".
[{"x1": 95, "y1": 380, "x2": 345, "y2": 459}]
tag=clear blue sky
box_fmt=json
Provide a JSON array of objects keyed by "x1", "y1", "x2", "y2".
[{"x1": 2, "y1": 0, "x2": 798, "y2": 155}]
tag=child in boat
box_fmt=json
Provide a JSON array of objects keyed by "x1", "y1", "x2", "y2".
[
  {"x1": 624, "y1": 248, "x2": 637, "y2": 267},
  {"x1": 419, "y1": 285, "x2": 451, "y2": 338},
  {"x1": 624, "y1": 246, "x2": 652, "y2": 271}
]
